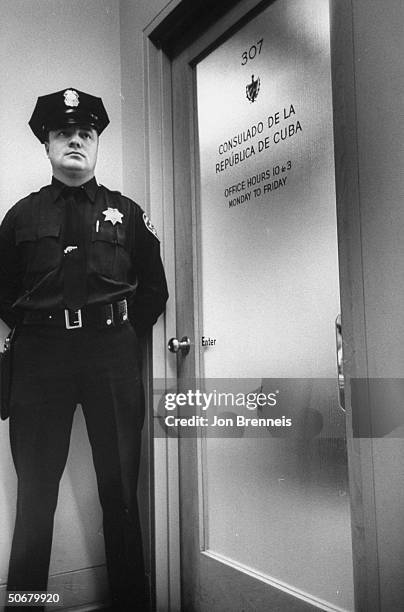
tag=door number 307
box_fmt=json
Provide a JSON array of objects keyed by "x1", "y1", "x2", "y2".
[{"x1": 241, "y1": 38, "x2": 263, "y2": 65}]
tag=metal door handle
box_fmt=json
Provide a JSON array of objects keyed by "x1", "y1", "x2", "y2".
[
  {"x1": 335, "y1": 314, "x2": 345, "y2": 412},
  {"x1": 168, "y1": 336, "x2": 191, "y2": 355}
]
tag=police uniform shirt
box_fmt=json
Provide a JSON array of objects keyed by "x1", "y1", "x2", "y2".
[{"x1": 0, "y1": 177, "x2": 168, "y2": 334}]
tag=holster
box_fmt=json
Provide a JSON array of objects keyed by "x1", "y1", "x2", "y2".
[{"x1": 0, "y1": 328, "x2": 15, "y2": 420}]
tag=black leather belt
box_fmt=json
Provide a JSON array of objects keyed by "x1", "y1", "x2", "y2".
[{"x1": 22, "y1": 299, "x2": 129, "y2": 330}]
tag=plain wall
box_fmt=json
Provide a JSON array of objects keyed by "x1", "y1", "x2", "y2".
[
  {"x1": 0, "y1": 0, "x2": 122, "y2": 606},
  {"x1": 352, "y1": 1, "x2": 404, "y2": 610},
  {"x1": 119, "y1": 0, "x2": 175, "y2": 202}
]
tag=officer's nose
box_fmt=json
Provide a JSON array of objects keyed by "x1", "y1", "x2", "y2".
[{"x1": 68, "y1": 131, "x2": 82, "y2": 147}]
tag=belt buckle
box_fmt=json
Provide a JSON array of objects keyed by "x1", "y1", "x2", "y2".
[{"x1": 65, "y1": 309, "x2": 82, "y2": 329}]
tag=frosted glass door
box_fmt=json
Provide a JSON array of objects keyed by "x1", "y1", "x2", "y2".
[{"x1": 195, "y1": 0, "x2": 354, "y2": 609}]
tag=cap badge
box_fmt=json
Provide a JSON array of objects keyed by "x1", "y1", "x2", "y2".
[
  {"x1": 64, "y1": 89, "x2": 80, "y2": 108},
  {"x1": 102, "y1": 207, "x2": 124, "y2": 226}
]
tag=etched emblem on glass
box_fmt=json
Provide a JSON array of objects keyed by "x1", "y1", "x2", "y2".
[{"x1": 246, "y1": 74, "x2": 260, "y2": 103}]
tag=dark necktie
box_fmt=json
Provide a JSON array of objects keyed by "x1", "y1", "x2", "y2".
[{"x1": 62, "y1": 187, "x2": 87, "y2": 311}]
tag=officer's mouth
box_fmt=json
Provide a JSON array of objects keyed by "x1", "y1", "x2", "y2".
[{"x1": 66, "y1": 151, "x2": 85, "y2": 158}]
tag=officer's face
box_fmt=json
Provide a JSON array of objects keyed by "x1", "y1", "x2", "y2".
[{"x1": 45, "y1": 126, "x2": 99, "y2": 182}]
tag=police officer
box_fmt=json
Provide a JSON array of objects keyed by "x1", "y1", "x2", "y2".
[{"x1": 0, "y1": 88, "x2": 168, "y2": 610}]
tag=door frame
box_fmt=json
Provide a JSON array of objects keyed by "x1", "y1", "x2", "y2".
[{"x1": 144, "y1": 0, "x2": 378, "y2": 610}]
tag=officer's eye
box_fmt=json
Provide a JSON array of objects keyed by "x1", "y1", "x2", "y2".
[{"x1": 81, "y1": 131, "x2": 93, "y2": 140}]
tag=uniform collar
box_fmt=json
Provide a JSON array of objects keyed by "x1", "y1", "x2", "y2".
[{"x1": 51, "y1": 176, "x2": 98, "y2": 203}]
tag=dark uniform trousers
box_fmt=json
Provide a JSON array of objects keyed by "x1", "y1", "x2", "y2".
[{"x1": 6, "y1": 320, "x2": 146, "y2": 610}]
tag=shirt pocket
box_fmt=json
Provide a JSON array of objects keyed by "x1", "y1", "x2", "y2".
[
  {"x1": 91, "y1": 223, "x2": 129, "y2": 278},
  {"x1": 16, "y1": 224, "x2": 62, "y2": 277}
]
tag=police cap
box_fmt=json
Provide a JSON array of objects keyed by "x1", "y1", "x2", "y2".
[{"x1": 29, "y1": 88, "x2": 110, "y2": 143}]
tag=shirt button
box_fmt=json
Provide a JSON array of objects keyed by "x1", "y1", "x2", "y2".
[{"x1": 106, "y1": 318, "x2": 112, "y2": 326}]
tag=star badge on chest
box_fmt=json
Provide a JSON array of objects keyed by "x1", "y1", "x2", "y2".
[{"x1": 102, "y1": 207, "x2": 124, "y2": 226}]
